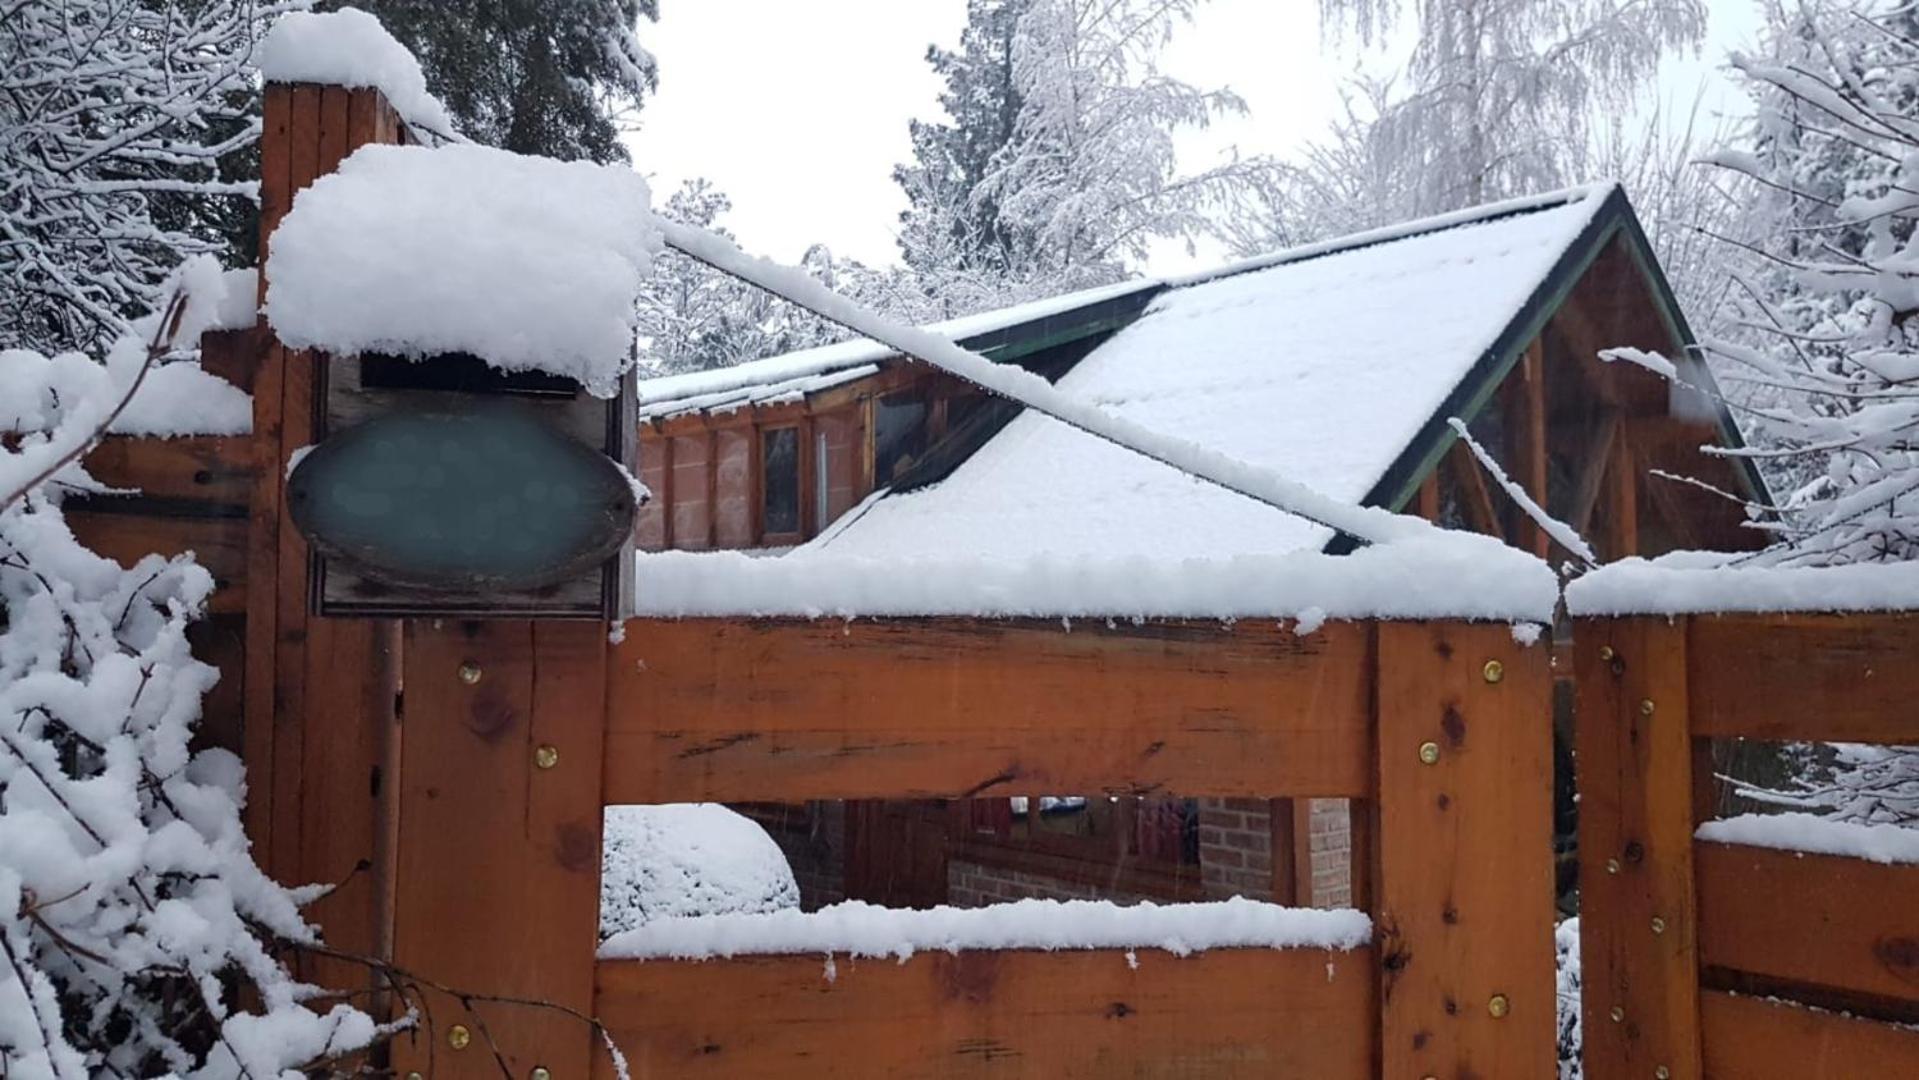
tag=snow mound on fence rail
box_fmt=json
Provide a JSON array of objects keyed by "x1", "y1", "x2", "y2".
[
  {"x1": 628, "y1": 533, "x2": 1558, "y2": 623},
  {"x1": 600, "y1": 804, "x2": 799, "y2": 940},
  {"x1": 1566, "y1": 552, "x2": 1919, "y2": 615},
  {"x1": 258, "y1": 8, "x2": 454, "y2": 134},
  {"x1": 1697, "y1": 813, "x2": 1919, "y2": 865},
  {"x1": 600, "y1": 896, "x2": 1371, "y2": 962},
  {"x1": 264, "y1": 143, "x2": 660, "y2": 396},
  {"x1": 1, "y1": 349, "x2": 249, "y2": 440}
]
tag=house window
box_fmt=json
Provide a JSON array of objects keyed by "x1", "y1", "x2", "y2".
[
  {"x1": 762, "y1": 427, "x2": 800, "y2": 537},
  {"x1": 874, "y1": 394, "x2": 927, "y2": 486}
]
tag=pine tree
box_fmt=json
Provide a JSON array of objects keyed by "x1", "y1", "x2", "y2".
[
  {"x1": 319, "y1": 0, "x2": 657, "y2": 162},
  {"x1": 895, "y1": 0, "x2": 1258, "y2": 297},
  {"x1": 895, "y1": 0, "x2": 1032, "y2": 278}
]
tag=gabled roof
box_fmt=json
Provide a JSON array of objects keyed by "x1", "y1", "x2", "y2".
[{"x1": 805, "y1": 183, "x2": 1759, "y2": 559}]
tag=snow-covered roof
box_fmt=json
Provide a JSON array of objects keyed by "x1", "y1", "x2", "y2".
[
  {"x1": 264, "y1": 143, "x2": 661, "y2": 397},
  {"x1": 636, "y1": 277, "x2": 1158, "y2": 419},
  {"x1": 815, "y1": 185, "x2": 1613, "y2": 560}
]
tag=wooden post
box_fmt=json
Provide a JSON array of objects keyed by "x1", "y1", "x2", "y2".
[
  {"x1": 387, "y1": 621, "x2": 609, "y2": 1078},
  {"x1": 1573, "y1": 616, "x2": 1703, "y2": 1079},
  {"x1": 244, "y1": 82, "x2": 407, "y2": 993},
  {"x1": 1374, "y1": 622, "x2": 1555, "y2": 1078}
]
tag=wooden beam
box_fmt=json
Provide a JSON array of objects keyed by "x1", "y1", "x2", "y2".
[
  {"x1": 604, "y1": 618, "x2": 1375, "y2": 803},
  {"x1": 390, "y1": 621, "x2": 607, "y2": 1078},
  {"x1": 593, "y1": 948, "x2": 1376, "y2": 1079},
  {"x1": 1699, "y1": 990, "x2": 1919, "y2": 1078},
  {"x1": 81, "y1": 435, "x2": 256, "y2": 506},
  {"x1": 1374, "y1": 622, "x2": 1555, "y2": 1079},
  {"x1": 1416, "y1": 472, "x2": 1440, "y2": 521},
  {"x1": 1573, "y1": 617, "x2": 1703, "y2": 1080},
  {"x1": 1605, "y1": 431, "x2": 1639, "y2": 559},
  {"x1": 1686, "y1": 613, "x2": 1919, "y2": 743},
  {"x1": 1448, "y1": 441, "x2": 1507, "y2": 543},
  {"x1": 1521, "y1": 339, "x2": 1549, "y2": 558},
  {"x1": 1567, "y1": 409, "x2": 1621, "y2": 538},
  {"x1": 1697, "y1": 842, "x2": 1919, "y2": 1010}
]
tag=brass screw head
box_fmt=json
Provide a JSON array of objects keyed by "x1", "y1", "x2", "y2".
[
  {"x1": 531, "y1": 1069, "x2": 552, "y2": 1080},
  {"x1": 406, "y1": 1073, "x2": 424, "y2": 1080},
  {"x1": 1610, "y1": 1006, "x2": 1625, "y2": 1023},
  {"x1": 457, "y1": 661, "x2": 483, "y2": 686},
  {"x1": 1599, "y1": 645, "x2": 1616, "y2": 661},
  {"x1": 1638, "y1": 698, "x2": 1656, "y2": 716},
  {"x1": 1651, "y1": 916, "x2": 1667, "y2": 935},
  {"x1": 1606, "y1": 858, "x2": 1621, "y2": 875},
  {"x1": 1487, "y1": 994, "x2": 1511, "y2": 1019},
  {"x1": 1655, "y1": 1068, "x2": 1672, "y2": 1080},
  {"x1": 1482, "y1": 659, "x2": 1505, "y2": 684},
  {"x1": 1418, "y1": 741, "x2": 1441, "y2": 766},
  {"x1": 448, "y1": 1023, "x2": 472, "y2": 1050},
  {"x1": 534, "y1": 744, "x2": 560, "y2": 770}
]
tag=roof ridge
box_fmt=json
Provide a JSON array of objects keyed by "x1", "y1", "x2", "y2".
[{"x1": 1165, "y1": 181, "x2": 1622, "y2": 291}]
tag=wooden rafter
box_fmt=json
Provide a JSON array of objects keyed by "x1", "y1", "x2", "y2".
[{"x1": 1568, "y1": 408, "x2": 1622, "y2": 537}]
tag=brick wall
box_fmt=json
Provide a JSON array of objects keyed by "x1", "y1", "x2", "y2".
[
  {"x1": 1198, "y1": 797, "x2": 1353, "y2": 909},
  {"x1": 947, "y1": 859, "x2": 1159, "y2": 908},
  {"x1": 750, "y1": 802, "x2": 846, "y2": 911},
  {"x1": 1198, "y1": 797, "x2": 1275, "y2": 900}
]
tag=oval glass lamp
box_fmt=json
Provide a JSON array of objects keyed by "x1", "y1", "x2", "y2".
[{"x1": 288, "y1": 403, "x2": 637, "y2": 592}]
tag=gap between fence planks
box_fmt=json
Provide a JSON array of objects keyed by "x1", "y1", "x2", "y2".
[
  {"x1": 593, "y1": 948, "x2": 1375, "y2": 1080},
  {"x1": 603, "y1": 617, "x2": 1375, "y2": 804}
]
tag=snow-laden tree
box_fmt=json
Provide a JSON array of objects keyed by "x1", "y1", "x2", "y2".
[
  {"x1": 0, "y1": 266, "x2": 390, "y2": 1077},
  {"x1": 0, "y1": 0, "x2": 304, "y2": 357},
  {"x1": 1680, "y1": 0, "x2": 1919, "y2": 825},
  {"x1": 1232, "y1": 0, "x2": 1709, "y2": 255},
  {"x1": 1316, "y1": 0, "x2": 1707, "y2": 214},
  {"x1": 317, "y1": 0, "x2": 656, "y2": 163}
]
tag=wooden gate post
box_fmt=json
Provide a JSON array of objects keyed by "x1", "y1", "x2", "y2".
[
  {"x1": 244, "y1": 81, "x2": 409, "y2": 993},
  {"x1": 1573, "y1": 616, "x2": 1703, "y2": 1080},
  {"x1": 1374, "y1": 622, "x2": 1555, "y2": 1078},
  {"x1": 387, "y1": 620, "x2": 609, "y2": 1078}
]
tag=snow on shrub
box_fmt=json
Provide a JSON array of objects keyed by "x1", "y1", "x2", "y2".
[
  {"x1": 1556, "y1": 918, "x2": 1582, "y2": 1080},
  {"x1": 0, "y1": 275, "x2": 387, "y2": 1077},
  {"x1": 599, "y1": 804, "x2": 799, "y2": 939}
]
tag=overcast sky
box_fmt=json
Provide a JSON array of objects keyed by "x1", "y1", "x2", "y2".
[{"x1": 627, "y1": 1, "x2": 1768, "y2": 273}]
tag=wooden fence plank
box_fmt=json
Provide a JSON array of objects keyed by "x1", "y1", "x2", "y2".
[
  {"x1": 81, "y1": 435, "x2": 255, "y2": 506},
  {"x1": 1573, "y1": 617, "x2": 1704, "y2": 1080},
  {"x1": 604, "y1": 618, "x2": 1374, "y2": 803},
  {"x1": 63, "y1": 511, "x2": 247, "y2": 614},
  {"x1": 1696, "y1": 842, "x2": 1919, "y2": 1009},
  {"x1": 593, "y1": 948, "x2": 1375, "y2": 1080},
  {"x1": 1374, "y1": 621, "x2": 1555, "y2": 1080},
  {"x1": 1687, "y1": 613, "x2": 1919, "y2": 743},
  {"x1": 390, "y1": 621, "x2": 606, "y2": 1078},
  {"x1": 1699, "y1": 990, "x2": 1919, "y2": 1078}
]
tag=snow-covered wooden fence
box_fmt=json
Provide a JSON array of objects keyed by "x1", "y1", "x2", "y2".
[
  {"x1": 59, "y1": 63, "x2": 1571, "y2": 1079},
  {"x1": 579, "y1": 616, "x2": 1556, "y2": 1078},
  {"x1": 1569, "y1": 567, "x2": 1919, "y2": 1080}
]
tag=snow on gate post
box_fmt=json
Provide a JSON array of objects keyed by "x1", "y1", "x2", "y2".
[{"x1": 250, "y1": 46, "x2": 635, "y2": 1078}]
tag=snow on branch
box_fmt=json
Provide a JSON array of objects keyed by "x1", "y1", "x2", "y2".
[{"x1": 1446, "y1": 418, "x2": 1598, "y2": 569}]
